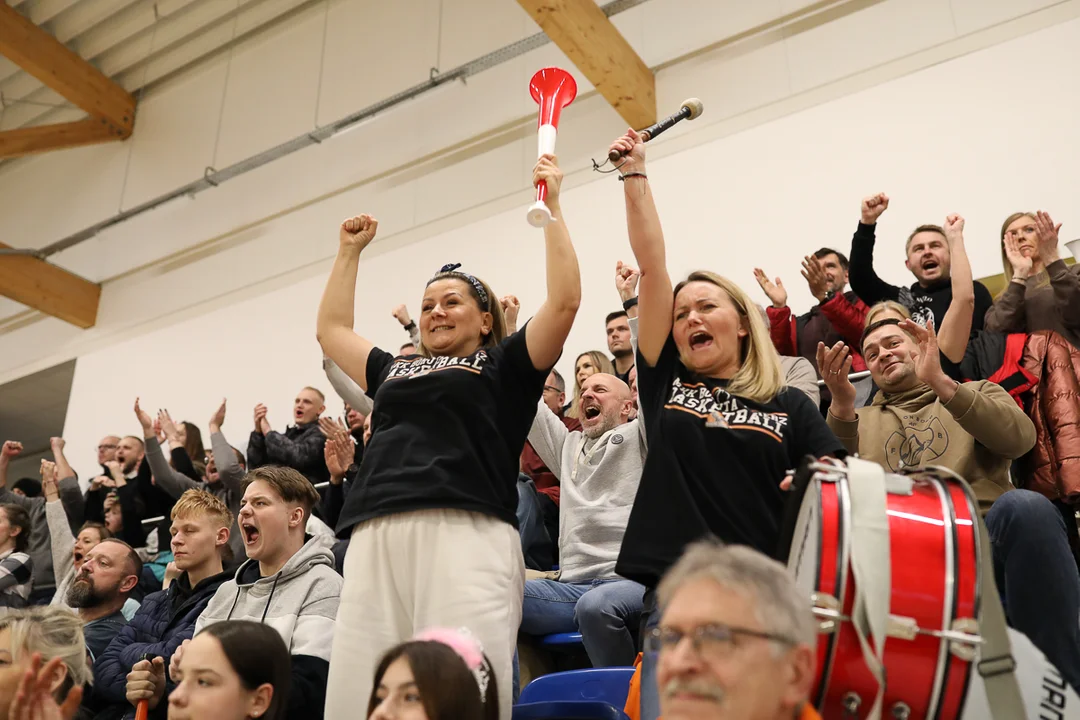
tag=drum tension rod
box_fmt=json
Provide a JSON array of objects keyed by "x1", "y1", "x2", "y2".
[{"x1": 812, "y1": 608, "x2": 980, "y2": 647}]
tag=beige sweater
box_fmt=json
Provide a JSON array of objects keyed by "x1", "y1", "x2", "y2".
[{"x1": 827, "y1": 380, "x2": 1036, "y2": 513}]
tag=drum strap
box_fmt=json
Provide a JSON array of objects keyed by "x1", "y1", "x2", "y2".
[
  {"x1": 974, "y1": 513, "x2": 1026, "y2": 719},
  {"x1": 846, "y1": 457, "x2": 891, "y2": 720}
]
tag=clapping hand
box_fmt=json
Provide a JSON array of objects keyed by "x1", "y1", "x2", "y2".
[
  {"x1": 253, "y1": 404, "x2": 270, "y2": 435},
  {"x1": 899, "y1": 319, "x2": 945, "y2": 387},
  {"x1": 1035, "y1": 210, "x2": 1062, "y2": 263},
  {"x1": 134, "y1": 398, "x2": 153, "y2": 434},
  {"x1": 209, "y1": 398, "x2": 227, "y2": 433},
  {"x1": 157, "y1": 409, "x2": 181, "y2": 444},
  {"x1": 9, "y1": 654, "x2": 82, "y2": 720},
  {"x1": 816, "y1": 341, "x2": 857, "y2": 417},
  {"x1": 320, "y1": 418, "x2": 353, "y2": 485},
  {"x1": 753, "y1": 269, "x2": 788, "y2": 309},
  {"x1": 801, "y1": 255, "x2": 830, "y2": 303},
  {"x1": 39, "y1": 460, "x2": 59, "y2": 501}
]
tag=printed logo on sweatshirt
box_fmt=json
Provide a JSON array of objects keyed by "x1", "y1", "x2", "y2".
[
  {"x1": 884, "y1": 416, "x2": 949, "y2": 470},
  {"x1": 665, "y1": 379, "x2": 789, "y2": 442},
  {"x1": 898, "y1": 288, "x2": 935, "y2": 330},
  {"x1": 384, "y1": 351, "x2": 488, "y2": 381}
]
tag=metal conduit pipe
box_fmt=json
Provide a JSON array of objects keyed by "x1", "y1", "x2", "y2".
[{"x1": 33, "y1": 0, "x2": 650, "y2": 260}]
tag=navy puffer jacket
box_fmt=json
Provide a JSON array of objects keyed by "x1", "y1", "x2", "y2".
[{"x1": 92, "y1": 570, "x2": 232, "y2": 719}]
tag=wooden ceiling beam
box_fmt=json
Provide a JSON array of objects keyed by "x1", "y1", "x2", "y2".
[
  {"x1": 0, "y1": 118, "x2": 122, "y2": 158},
  {"x1": 0, "y1": 242, "x2": 100, "y2": 328},
  {"x1": 0, "y1": 1, "x2": 134, "y2": 136},
  {"x1": 517, "y1": 0, "x2": 655, "y2": 130}
]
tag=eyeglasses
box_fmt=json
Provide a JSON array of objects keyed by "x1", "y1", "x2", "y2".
[
  {"x1": 644, "y1": 624, "x2": 795, "y2": 661},
  {"x1": 97, "y1": 444, "x2": 118, "y2": 451},
  {"x1": 542, "y1": 385, "x2": 562, "y2": 394}
]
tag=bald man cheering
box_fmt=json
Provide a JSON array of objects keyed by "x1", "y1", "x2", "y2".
[{"x1": 519, "y1": 371, "x2": 647, "y2": 667}]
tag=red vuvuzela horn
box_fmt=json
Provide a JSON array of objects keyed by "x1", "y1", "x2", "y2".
[{"x1": 527, "y1": 67, "x2": 577, "y2": 228}]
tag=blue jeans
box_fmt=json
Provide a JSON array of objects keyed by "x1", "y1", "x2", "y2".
[
  {"x1": 986, "y1": 489, "x2": 1080, "y2": 692},
  {"x1": 521, "y1": 578, "x2": 645, "y2": 666}
]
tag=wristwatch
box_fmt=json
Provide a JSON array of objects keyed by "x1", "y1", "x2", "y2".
[{"x1": 822, "y1": 290, "x2": 837, "y2": 304}]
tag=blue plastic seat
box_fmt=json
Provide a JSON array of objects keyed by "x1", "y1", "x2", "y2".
[
  {"x1": 539, "y1": 632, "x2": 584, "y2": 649},
  {"x1": 512, "y1": 700, "x2": 630, "y2": 720},
  {"x1": 519, "y1": 667, "x2": 634, "y2": 706}
]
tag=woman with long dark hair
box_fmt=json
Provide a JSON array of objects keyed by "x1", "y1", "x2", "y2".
[
  {"x1": 367, "y1": 629, "x2": 497, "y2": 720},
  {"x1": 318, "y1": 154, "x2": 580, "y2": 717},
  {"x1": 607, "y1": 129, "x2": 844, "y2": 720},
  {"x1": 167, "y1": 620, "x2": 291, "y2": 720}
]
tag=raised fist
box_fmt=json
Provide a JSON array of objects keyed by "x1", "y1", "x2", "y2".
[
  {"x1": 615, "y1": 261, "x2": 640, "y2": 302},
  {"x1": 391, "y1": 304, "x2": 411, "y2": 326},
  {"x1": 861, "y1": 193, "x2": 889, "y2": 225},
  {"x1": 943, "y1": 214, "x2": 965, "y2": 244},
  {"x1": 339, "y1": 214, "x2": 379, "y2": 251}
]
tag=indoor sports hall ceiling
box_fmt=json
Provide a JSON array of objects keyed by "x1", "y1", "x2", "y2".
[{"x1": 0, "y1": 0, "x2": 324, "y2": 132}]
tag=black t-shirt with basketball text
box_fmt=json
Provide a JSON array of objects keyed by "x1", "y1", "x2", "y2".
[
  {"x1": 334, "y1": 325, "x2": 548, "y2": 536},
  {"x1": 616, "y1": 335, "x2": 844, "y2": 589}
]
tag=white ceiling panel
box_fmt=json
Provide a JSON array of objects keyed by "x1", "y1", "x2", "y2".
[{"x1": 0, "y1": 0, "x2": 325, "y2": 137}]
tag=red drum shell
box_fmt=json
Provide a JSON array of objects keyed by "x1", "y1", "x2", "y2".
[{"x1": 790, "y1": 467, "x2": 979, "y2": 719}]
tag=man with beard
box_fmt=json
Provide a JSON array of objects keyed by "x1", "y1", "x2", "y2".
[
  {"x1": 519, "y1": 372, "x2": 646, "y2": 667},
  {"x1": 650, "y1": 541, "x2": 818, "y2": 720},
  {"x1": 66, "y1": 538, "x2": 142, "y2": 661},
  {"x1": 820, "y1": 318, "x2": 1080, "y2": 692},
  {"x1": 848, "y1": 192, "x2": 992, "y2": 338},
  {"x1": 606, "y1": 311, "x2": 634, "y2": 384}
]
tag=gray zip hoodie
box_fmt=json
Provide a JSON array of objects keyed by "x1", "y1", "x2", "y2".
[{"x1": 195, "y1": 534, "x2": 341, "y2": 720}]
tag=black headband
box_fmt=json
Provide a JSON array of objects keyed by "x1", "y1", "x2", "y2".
[
  {"x1": 860, "y1": 317, "x2": 903, "y2": 350},
  {"x1": 430, "y1": 263, "x2": 490, "y2": 310}
]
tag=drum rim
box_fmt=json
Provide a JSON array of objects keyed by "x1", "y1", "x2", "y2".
[
  {"x1": 812, "y1": 467, "x2": 852, "y2": 709},
  {"x1": 915, "y1": 465, "x2": 984, "y2": 717}
]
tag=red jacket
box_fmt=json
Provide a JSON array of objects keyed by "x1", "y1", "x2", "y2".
[
  {"x1": 520, "y1": 413, "x2": 581, "y2": 506},
  {"x1": 767, "y1": 292, "x2": 869, "y2": 373}
]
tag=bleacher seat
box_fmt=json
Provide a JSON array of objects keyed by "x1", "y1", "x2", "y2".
[
  {"x1": 539, "y1": 631, "x2": 584, "y2": 649},
  {"x1": 512, "y1": 700, "x2": 629, "y2": 720},
  {"x1": 513, "y1": 667, "x2": 634, "y2": 720}
]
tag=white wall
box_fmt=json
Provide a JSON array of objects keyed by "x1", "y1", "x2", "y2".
[{"x1": 1, "y1": 0, "x2": 1079, "y2": 473}]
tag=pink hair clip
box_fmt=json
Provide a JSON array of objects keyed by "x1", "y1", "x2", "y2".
[{"x1": 413, "y1": 627, "x2": 490, "y2": 701}]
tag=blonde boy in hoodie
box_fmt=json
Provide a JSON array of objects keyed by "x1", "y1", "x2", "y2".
[{"x1": 178, "y1": 466, "x2": 341, "y2": 720}]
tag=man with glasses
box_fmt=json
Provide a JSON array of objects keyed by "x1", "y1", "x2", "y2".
[
  {"x1": 89, "y1": 435, "x2": 121, "y2": 490},
  {"x1": 647, "y1": 540, "x2": 818, "y2": 720}
]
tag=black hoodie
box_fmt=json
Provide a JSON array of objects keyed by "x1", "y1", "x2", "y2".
[{"x1": 848, "y1": 221, "x2": 993, "y2": 333}]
